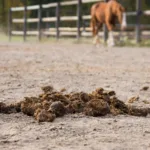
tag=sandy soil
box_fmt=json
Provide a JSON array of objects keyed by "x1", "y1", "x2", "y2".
[{"x1": 0, "y1": 42, "x2": 150, "y2": 150}]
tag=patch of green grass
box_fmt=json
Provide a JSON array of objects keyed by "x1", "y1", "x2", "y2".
[
  {"x1": 0, "y1": 33, "x2": 9, "y2": 42},
  {"x1": 139, "y1": 39, "x2": 150, "y2": 47},
  {"x1": 0, "y1": 32, "x2": 150, "y2": 47},
  {"x1": 116, "y1": 38, "x2": 150, "y2": 47}
]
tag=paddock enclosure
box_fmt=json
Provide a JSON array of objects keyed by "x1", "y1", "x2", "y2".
[
  {"x1": 8, "y1": 0, "x2": 150, "y2": 43},
  {"x1": 1, "y1": 0, "x2": 150, "y2": 149},
  {"x1": 0, "y1": 42, "x2": 150, "y2": 150}
]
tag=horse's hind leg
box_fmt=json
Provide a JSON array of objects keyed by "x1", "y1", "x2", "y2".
[
  {"x1": 107, "y1": 30, "x2": 115, "y2": 47},
  {"x1": 90, "y1": 17, "x2": 96, "y2": 37},
  {"x1": 92, "y1": 23, "x2": 102, "y2": 45}
]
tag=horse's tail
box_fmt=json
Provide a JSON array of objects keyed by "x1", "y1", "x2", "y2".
[
  {"x1": 118, "y1": 5, "x2": 127, "y2": 30},
  {"x1": 90, "y1": 3, "x2": 99, "y2": 36}
]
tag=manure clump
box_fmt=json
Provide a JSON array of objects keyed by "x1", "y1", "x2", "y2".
[
  {"x1": 49, "y1": 101, "x2": 66, "y2": 117},
  {"x1": 34, "y1": 108, "x2": 56, "y2": 122},
  {"x1": 84, "y1": 99, "x2": 110, "y2": 116},
  {"x1": 0, "y1": 86, "x2": 149, "y2": 122}
]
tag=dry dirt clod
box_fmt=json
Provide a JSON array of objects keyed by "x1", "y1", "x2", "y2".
[
  {"x1": 140, "y1": 86, "x2": 149, "y2": 91},
  {"x1": 84, "y1": 99, "x2": 110, "y2": 117}
]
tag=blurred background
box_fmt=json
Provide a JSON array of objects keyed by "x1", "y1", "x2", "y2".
[{"x1": 0, "y1": 0, "x2": 150, "y2": 43}]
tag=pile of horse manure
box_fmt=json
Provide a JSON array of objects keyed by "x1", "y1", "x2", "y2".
[
  {"x1": 0, "y1": 86, "x2": 149, "y2": 122},
  {"x1": 0, "y1": 102, "x2": 21, "y2": 114}
]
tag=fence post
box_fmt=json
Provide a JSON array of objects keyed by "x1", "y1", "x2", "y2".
[
  {"x1": 46, "y1": 10, "x2": 50, "y2": 29},
  {"x1": 77, "y1": 0, "x2": 82, "y2": 39},
  {"x1": 38, "y1": 4, "x2": 42, "y2": 41},
  {"x1": 23, "y1": 0, "x2": 27, "y2": 42},
  {"x1": 103, "y1": 0, "x2": 108, "y2": 43},
  {"x1": 136, "y1": 0, "x2": 141, "y2": 43},
  {"x1": 56, "y1": 2, "x2": 60, "y2": 39},
  {"x1": 8, "y1": 8, "x2": 12, "y2": 42}
]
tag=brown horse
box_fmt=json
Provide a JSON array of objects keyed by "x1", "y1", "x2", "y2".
[{"x1": 90, "y1": 0, "x2": 127, "y2": 46}]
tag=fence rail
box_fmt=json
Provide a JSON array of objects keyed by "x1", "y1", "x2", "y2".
[{"x1": 8, "y1": 0, "x2": 150, "y2": 43}]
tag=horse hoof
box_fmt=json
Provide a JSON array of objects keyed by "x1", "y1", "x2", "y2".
[
  {"x1": 96, "y1": 44, "x2": 100, "y2": 48},
  {"x1": 108, "y1": 45, "x2": 115, "y2": 47},
  {"x1": 107, "y1": 42, "x2": 115, "y2": 47}
]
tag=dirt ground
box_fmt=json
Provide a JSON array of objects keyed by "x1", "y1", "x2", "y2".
[{"x1": 0, "y1": 41, "x2": 150, "y2": 150}]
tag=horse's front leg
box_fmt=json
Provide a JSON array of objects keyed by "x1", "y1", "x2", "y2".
[
  {"x1": 119, "y1": 12, "x2": 127, "y2": 44},
  {"x1": 106, "y1": 23, "x2": 115, "y2": 47}
]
